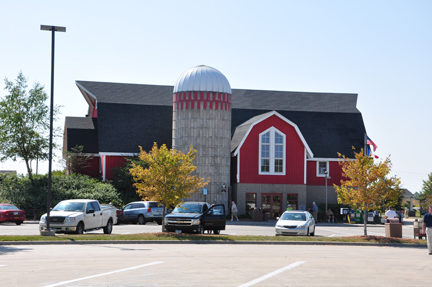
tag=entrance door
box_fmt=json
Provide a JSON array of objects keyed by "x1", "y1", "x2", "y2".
[{"x1": 262, "y1": 193, "x2": 282, "y2": 219}]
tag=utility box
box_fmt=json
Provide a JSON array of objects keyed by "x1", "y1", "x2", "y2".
[{"x1": 385, "y1": 218, "x2": 402, "y2": 238}]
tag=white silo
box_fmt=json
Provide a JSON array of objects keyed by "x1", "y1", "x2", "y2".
[{"x1": 172, "y1": 65, "x2": 232, "y2": 205}]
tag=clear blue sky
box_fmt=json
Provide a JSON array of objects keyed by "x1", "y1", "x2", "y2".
[{"x1": 1, "y1": 1, "x2": 431, "y2": 193}]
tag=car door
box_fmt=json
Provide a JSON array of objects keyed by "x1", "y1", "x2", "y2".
[
  {"x1": 84, "y1": 202, "x2": 98, "y2": 229},
  {"x1": 91, "y1": 201, "x2": 103, "y2": 228},
  {"x1": 203, "y1": 204, "x2": 226, "y2": 230},
  {"x1": 123, "y1": 204, "x2": 134, "y2": 222}
]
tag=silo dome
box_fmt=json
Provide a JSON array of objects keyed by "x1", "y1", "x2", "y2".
[{"x1": 173, "y1": 65, "x2": 231, "y2": 94}]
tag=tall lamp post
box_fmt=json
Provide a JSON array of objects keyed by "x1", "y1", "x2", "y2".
[
  {"x1": 40, "y1": 25, "x2": 66, "y2": 234},
  {"x1": 324, "y1": 170, "x2": 329, "y2": 213}
]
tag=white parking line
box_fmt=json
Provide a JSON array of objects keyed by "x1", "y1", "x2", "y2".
[
  {"x1": 237, "y1": 261, "x2": 306, "y2": 287},
  {"x1": 43, "y1": 261, "x2": 164, "y2": 287},
  {"x1": 0, "y1": 265, "x2": 5, "y2": 267}
]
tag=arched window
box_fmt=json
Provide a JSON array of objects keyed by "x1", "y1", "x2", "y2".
[{"x1": 259, "y1": 127, "x2": 286, "y2": 175}]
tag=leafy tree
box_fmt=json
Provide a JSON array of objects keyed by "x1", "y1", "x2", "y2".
[
  {"x1": 0, "y1": 72, "x2": 60, "y2": 180},
  {"x1": 420, "y1": 172, "x2": 432, "y2": 196},
  {"x1": 334, "y1": 148, "x2": 401, "y2": 235},
  {"x1": 129, "y1": 143, "x2": 209, "y2": 231},
  {"x1": 109, "y1": 156, "x2": 146, "y2": 205},
  {"x1": 64, "y1": 145, "x2": 94, "y2": 175}
]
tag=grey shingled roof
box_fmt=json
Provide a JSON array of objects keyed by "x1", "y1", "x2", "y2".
[
  {"x1": 64, "y1": 117, "x2": 98, "y2": 153},
  {"x1": 76, "y1": 81, "x2": 359, "y2": 113},
  {"x1": 67, "y1": 81, "x2": 365, "y2": 158}
]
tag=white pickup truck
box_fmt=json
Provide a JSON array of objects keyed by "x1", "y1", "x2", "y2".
[{"x1": 39, "y1": 199, "x2": 116, "y2": 234}]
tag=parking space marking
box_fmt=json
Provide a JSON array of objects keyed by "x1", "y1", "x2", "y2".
[
  {"x1": 43, "y1": 261, "x2": 164, "y2": 287},
  {"x1": 237, "y1": 261, "x2": 306, "y2": 287}
]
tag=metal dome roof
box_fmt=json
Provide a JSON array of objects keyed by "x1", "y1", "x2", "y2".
[{"x1": 173, "y1": 65, "x2": 232, "y2": 94}]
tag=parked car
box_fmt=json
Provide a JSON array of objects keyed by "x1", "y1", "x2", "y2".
[
  {"x1": 275, "y1": 210, "x2": 315, "y2": 236},
  {"x1": 121, "y1": 201, "x2": 163, "y2": 225},
  {"x1": 164, "y1": 202, "x2": 226, "y2": 234},
  {"x1": 0, "y1": 204, "x2": 26, "y2": 225},
  {"x1": 39, "y1": 199, "x2": 116, "y2": 234}
]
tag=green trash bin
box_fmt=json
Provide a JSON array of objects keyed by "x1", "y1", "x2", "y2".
[{"x1": 355, "y1": 210, "x2": 363, "y2": 224}]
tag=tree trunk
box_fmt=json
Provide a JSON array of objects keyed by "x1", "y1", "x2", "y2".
[
  {"x1": 162, "y1": 203, "x2": 166, "y2": 233},
  {"x1": 24, "y1": 158, "x2": 33, "y2": 181},
  {"x1": 363, "y1": 208, "x2": 368, "y2": 236}
]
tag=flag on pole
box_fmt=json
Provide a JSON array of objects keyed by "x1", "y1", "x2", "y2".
[
  {"x1": 366, "y1": 136, "x2": 378, "y2": 152},
  {"x1": 366, "y1": 136, "x2": 379, "y2": 158}
]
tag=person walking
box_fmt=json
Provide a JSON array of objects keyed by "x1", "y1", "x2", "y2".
[
  {"x1": 421, "y1": 205, "x2": 432, "y2": 255},
  {"x1": 231, "y1": 201, "x2": 239, "y2": 221},
  {"x1": 312, "y1": 202, "x2": 318, "y2": 222}
]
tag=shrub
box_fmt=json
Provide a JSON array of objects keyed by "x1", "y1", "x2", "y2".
[{"x1": 0, "y1": 173, "x2": 121, "y2": 219}]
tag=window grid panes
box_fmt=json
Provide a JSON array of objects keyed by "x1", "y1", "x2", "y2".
[{"x1": 260, "y1": 129, "x2": 285, "y2": 174}]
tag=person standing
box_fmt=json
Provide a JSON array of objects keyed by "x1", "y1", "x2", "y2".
[
  {"x1": 286, "y1": 204, "x2": 293, "y2": 211},
  {"x1": 231, "y1": 201, "x2": 239, "y2": 221},
  {"x1": 312, "y1": 202, "x2": 318, "y2": 222},
  {"x1": 385, "y1": 206, "x2": 398, "y2": 219},
  {"x1": 421, "y1": 205, "x2": 432, "y2": 255}
]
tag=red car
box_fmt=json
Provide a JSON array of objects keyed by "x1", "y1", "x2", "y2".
[{"x1": 0, "y1": 204, "x2": 26, "y2": 225}]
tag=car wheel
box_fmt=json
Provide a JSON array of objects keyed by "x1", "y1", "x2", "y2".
[
  {"x1": 103, "y1": 219, "x2": 113, "y2": 234},
  {"x1": 310, "y1": 226, "x2": 315, "y2": 236},
  {"x1": 138, "y1": 215, "x2": 146, "y2": 225},
  {"x1": 75, "y1": 222, "x2": 84, "y2": 234},
  {"x1": 213, "y1": 230, "x2": 220, "y2": 235},
  {"x1": 199, "y1": 225, "x2": 204, "y2": 234},
  {"x1": 15, "y1": 221, "x2": 22, "y2": 225}
]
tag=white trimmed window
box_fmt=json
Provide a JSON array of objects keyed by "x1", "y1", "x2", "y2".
[
  {"x1": 316, "y1": 161, "x2": 329, "y2": 177},
  {"x1": 259, "y1": 127, "x2": 285, "y2": 175}
]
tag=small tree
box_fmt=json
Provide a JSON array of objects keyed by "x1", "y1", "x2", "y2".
[
  {"x1": 129, "y1": 143, "x2": 209, "y2": 231},
  {"x1": 420, "y1": 172, "x2": 432, "y2": 196},
  {"x1": 63, "y1": 145, "x2": 93, "y2": 175},
  {"x1": 334, "y1": 148, "x2": 401, "y2": 235},
  {"x1": 0, "y1": 72, "x2": 60, "y2": 180}
]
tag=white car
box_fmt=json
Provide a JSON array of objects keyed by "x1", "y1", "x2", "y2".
[
  {"x1": 39, "y1": 199, "x2": 116, "y2": 234},
  {"x1": 275, "y1": 210, "x2": 315, "y2": 236}
]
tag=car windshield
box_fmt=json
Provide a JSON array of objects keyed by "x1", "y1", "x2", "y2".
[
  {"x1": 172, "y1": 204, "x2": 203, "y2": 214},
  {"x1": 0, "y1": 205, "x2": 19, "y2": 210},
  {"x1": 52, "y1": 202, "x2": 85, "y2": 212},
  {"x1": 281, "y1": 212, "x2": 306, "y2": 221}
]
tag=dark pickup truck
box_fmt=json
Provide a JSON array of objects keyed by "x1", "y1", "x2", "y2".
[{"x1": 164, "y1": 202, "x2": 226, "y2": 234}]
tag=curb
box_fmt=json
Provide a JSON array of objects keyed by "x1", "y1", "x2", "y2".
[{"x1": 0, "y1": 240, "x2": 426, "y2": 248}]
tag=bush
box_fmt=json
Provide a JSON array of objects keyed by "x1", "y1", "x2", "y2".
[{"x1": 0, "y1": 173, "x2": 121, "y2": 219}]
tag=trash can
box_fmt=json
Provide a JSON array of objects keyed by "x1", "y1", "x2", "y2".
[
  {"x1": 413, "y1": 219, "x2": 426, "y2": 239},
  {"x1": 355, "y1": 210, "x2": 363, "y2": 224},
  {"x1": 385, "y1": 218, "x2": 402, "y2": 238}
]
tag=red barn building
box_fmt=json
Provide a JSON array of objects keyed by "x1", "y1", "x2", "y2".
[{"x1": 64, "y1": 65, "x2": 367, "y2": 218}]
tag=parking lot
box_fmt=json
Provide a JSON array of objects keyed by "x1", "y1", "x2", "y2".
[
  {"x1": 0, "y1": 219, "x2": 420, "y2": 239},
  {"x1": 0, "y1": 243, "x2": 429, "y2": 286}
]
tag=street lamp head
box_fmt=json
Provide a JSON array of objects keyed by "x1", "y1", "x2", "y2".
[{"x1": 40, "y1": 25, "x2": 66, "y2": 32}]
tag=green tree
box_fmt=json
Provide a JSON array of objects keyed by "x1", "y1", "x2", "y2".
[
  {"x1": 334, "y1": 148, "x2": 401, "y2": 235},
  {"x1": 420, "y1": 172, "x2": 432, "y2": 196},
  {"x1": 0, "y1": 72, "x2": 60, "y2": 180},
  {"x1": 129, "y1": 143, "x2": 209, "y2": 231},
  {"x1": 109, "y1": 156, "x2": 146, "y2": 204},
  {"x1": 63, "y1": 145, "x2": 94, "y2": 175}
]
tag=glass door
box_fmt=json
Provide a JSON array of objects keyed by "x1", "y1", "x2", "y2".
[{"x1": 262, "y1": 193, "x2": 282, "y2": 219}]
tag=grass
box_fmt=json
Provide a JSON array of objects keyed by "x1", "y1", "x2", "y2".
[{"x1": 0, "y1": 233, "x2": 426, "y2": 244}]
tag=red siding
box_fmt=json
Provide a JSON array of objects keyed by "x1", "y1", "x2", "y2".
[
  {"x1": 77, "y1": 157, "x2": 100, "y2": 178},
  {"x1": 105, "y1": 156, "x2": 128, "y2": 181},
  {"x1": 306, "y1": 161, "x2": 344, "y2": 186},
  {"x1": 238, "y1": 115, "x2": 305, "y2": 184}
]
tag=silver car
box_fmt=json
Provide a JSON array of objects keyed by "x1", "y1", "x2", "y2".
[
  {"x1": 275, "y1": 210, "x2": 315, "y2": 236},
  {"x1": 121, "y1": 201, "x2": 163, "y2": 225}
]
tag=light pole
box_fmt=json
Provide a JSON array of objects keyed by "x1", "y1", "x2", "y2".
[
  {"x1": 40, "y1": 25, "x2": 66, "y2": 234},
  {"x1": 324, "y1": 170, "x2": 328, "y2": 213}
]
